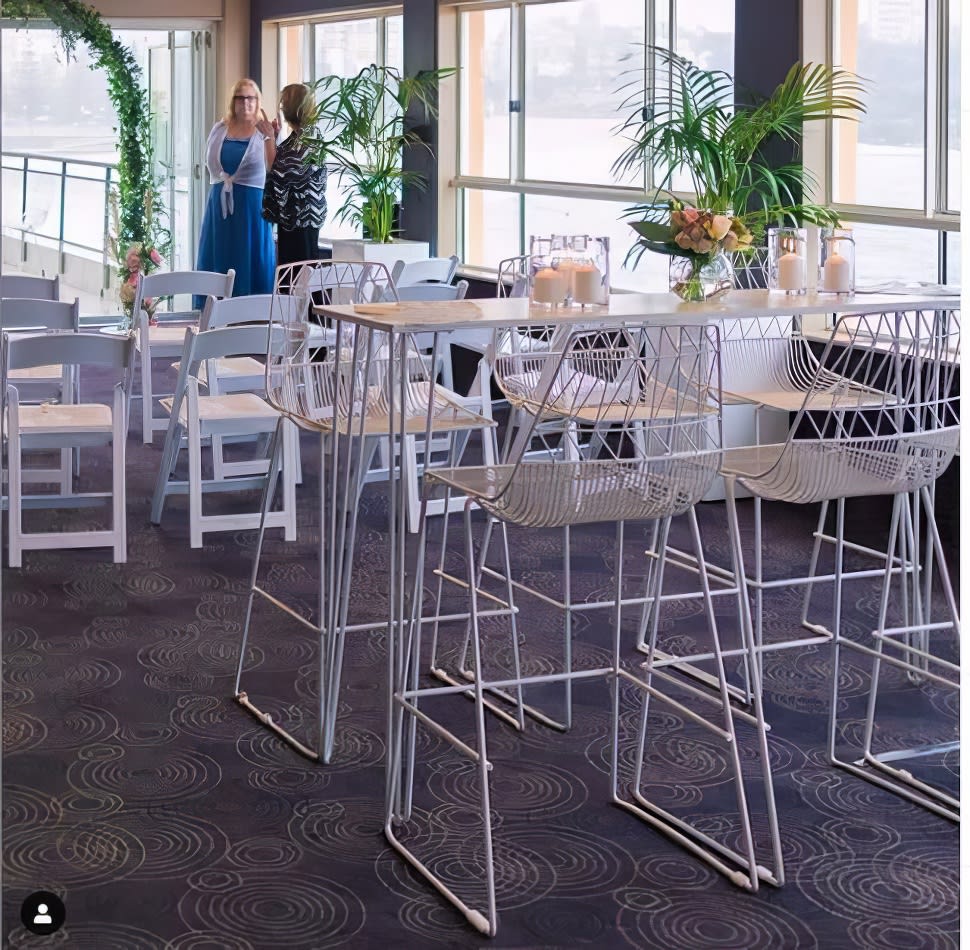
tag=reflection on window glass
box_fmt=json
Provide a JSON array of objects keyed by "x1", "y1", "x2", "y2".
[
  {"x1": 675, "y1": 0, "x2": 734, "y2": 74},
  {"x1": 523, "y1": 194, "x2": 668, "y2": 292},
  {"x1": 314, "y1": 19, "x2": 378, "y2": 79},
  {"x1": 947, "y1": 0, "x2": 960, "y2": 211},
  {"x1": 832, "y1": 0, "x2": 925, "y2": 209},
  {"x1": 279, "y1": 25, "x2": 306, "y2": 86},
  {"x1": 462, "y1": 189, "x2": 521, "y2": 270},
  {"x1": 850, "y1": 223, "x2": 937, "y2": 285},
  {"x1": 523, "y1": 0, "x2": 644, "y2": 185},
  {"x1": 385, "y1": 16, "x2": 403, "y2": 73},
  {"x1": 460, "y1": 8, "x2": 510, "y2": 179}
]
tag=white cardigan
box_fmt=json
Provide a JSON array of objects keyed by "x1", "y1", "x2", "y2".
[{"x1": 205, "y1": 120, "x2": 268, "y2": 219}]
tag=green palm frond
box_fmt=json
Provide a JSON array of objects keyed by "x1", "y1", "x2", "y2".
[
  {"x1": 615, "y1": 45, "x2": 867, "y2": 262},
  {"x1": 304, "y1": 63, "x2": 455, "y2": 242}
]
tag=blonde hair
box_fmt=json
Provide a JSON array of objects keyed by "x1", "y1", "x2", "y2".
[
  {"x1": 279, "y1": 83, "x2": 314, "y2": 130},
  {"x1": 223, "y1": 78, "x2": 263, "y2": 123}
]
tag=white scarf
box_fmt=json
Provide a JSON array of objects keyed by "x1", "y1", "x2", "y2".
[{"x1": 205, "y1": 120, "x2": 268, "y2": 218}]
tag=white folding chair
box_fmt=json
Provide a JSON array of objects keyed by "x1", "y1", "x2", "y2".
[
  {"x1": 150, "y1": 323, "x2": 297, "y2": 549},
  {"x1": 4, "y1": 331, "x2": 133, "y2": 567},
  {"x1": 134, "y1": 268, "x2": 235, "y2": 443},
  {"x1": 0, "y1": 273, "x2": 60, "y2": 300},
  {"x1": 390, "y1": 255, "x2": 459, "y2": 287},
  {"x1": 1, "y1": 298, "x2": 81, "y2": 491}
]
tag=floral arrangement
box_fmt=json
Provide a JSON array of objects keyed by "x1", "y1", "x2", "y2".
[
  {"x1": 630, "y1": 201, "x2": 754, "y2": 301},
  {"x1": 117, "y1": 242, "x2": 163, "y2": 322},
  {"x1": 613, "y1": 47, "x2": 866, "y2": 299},
  {"x1": 108, "y1": 189, "x2": 167, "y2": 325},
  {"x1": 667, "y1": 205, "x2": 753, "y2": 256}
]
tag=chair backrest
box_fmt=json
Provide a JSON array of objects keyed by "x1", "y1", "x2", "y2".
[
  {"x1": 394, "y1": 280, "x2": 469, "y2": 303},
  {"x1": 168, "y1": 323, "x2": 285, "y2": 427},
  {"x1": 391, "y1": 256, "x2": 459, "y2": 287},
  {"x1": 0, "y1": 274, "x2": 60, "y2": 300},
  {"x1": 5, "y1": 330, "x2": 132, "y2": 375},
  {"x1": 757, "y1": 307, "x2": 961, "y2": 503},
  {"x1": 0, "y1": 298, "x2": 79, "y2": 332},
  {"x1": 276, "y1": 259, "x2": 395, "y2": 305},
  {"x1": 135, "y1": 269, "x2": 236, "y2": 320},
  {"x1": 497, "y1": 255, "x2": 531, "y2": 299},
  {"x1": 200, "y1": 293, "x2": 274, "y2": 330},
  {"x1": 487, "y1": 322, "x2": 723, "y2": 526}
]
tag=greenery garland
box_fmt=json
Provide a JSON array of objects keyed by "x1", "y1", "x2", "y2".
[{"x1": 2, "y1": 0, "x2": 168, "y2": 277}]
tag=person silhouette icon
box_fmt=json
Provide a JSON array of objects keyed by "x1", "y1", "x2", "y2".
[{"x1": 21, "y1": 890, "x2": 65, "y2": 934}]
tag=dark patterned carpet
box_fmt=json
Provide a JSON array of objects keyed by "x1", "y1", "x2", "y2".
[{"x1": 1, "y1": 367, "x2": 959, "y2": 948}]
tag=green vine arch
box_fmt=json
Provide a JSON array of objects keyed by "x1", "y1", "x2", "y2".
[{"x1": 3, "y1": 0, "x2": 167, "y2": 273}]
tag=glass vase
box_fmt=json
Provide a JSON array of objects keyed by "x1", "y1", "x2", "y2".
[{"x1": 669, "y1": 252, "x2": 735, "y2": 302}]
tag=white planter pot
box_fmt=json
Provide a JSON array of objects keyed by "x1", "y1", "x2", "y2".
[{"x1": 329, "y1": 238, "x2": 430, "y2": 273}]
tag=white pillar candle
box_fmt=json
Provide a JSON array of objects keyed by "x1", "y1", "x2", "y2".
[
  {"x1": 532, "y1": 267, "x2": 566, "y2": 304},
  {"x1": 556, "y1": 260, "x2": 577, "y2": 297},
  {"x1": 823, "y1": 252, "x2": 851, "y2": 292},
  {"x1": 777, "y1": 252, "x2": 805, "y2": 291},
  {"x1": 572, "y1": 264, "x2": 603, "y2": 304}
]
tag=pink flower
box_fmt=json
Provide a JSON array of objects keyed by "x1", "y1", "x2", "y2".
[
  {"x1": 695, "y1": 237, "x2": 714, "y2": 254},
  {"x1": 674, "y1": 231, "x2": 694, "y2": 250},
  {"x1": 681, "y1": 207, "x2": 699, "y2": 224},
  {"x1": 721, "y1": 230, "x2": 739, "y2": 252},
  {"x1": 149, "y1": 248, "x2": 162, "y2": 266}
]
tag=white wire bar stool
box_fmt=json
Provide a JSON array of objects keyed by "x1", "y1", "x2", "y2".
[
  {"x1": 639, "y1": 303, "x2": 920, "y2": 671},
  {"x1": 385, "y1": 322, "x2": 779, "y2": 935},
  {"x1": 721, "y1": 306, "x2": 960, "y2": 819},
  {"x1": 233, "y1": 260, "x2": 492, "y2": 763}
]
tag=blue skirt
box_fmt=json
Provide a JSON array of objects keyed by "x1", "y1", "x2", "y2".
[{"x1": 196, "y1": 181, "x2": 275, "y2": 297}]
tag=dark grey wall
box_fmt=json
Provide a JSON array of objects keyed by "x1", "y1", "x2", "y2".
[
  {"x1": 734, "y1": 0, "x2": 803, "y2": 205},
  {"x1": 400, "y1": 0, "x2": 439, "y2": 250}
]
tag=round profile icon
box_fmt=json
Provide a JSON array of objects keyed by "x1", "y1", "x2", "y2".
[{"x1": 21, "y1": 891, "x2": 66, "y2": 935}]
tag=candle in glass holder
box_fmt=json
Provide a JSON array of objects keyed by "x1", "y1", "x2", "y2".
[
  {"x1": 532, "y1": 267, "x2": 566, "y2": 304},
  {"x1": 777, "y1": 246, "x2": 805, "y2": 292},
  {"x1": 572, "y1": 264, "x2": 602, "y2": 304},
  {"x1": 823, "y1": 251, "x2": 851, "y2": 292}
]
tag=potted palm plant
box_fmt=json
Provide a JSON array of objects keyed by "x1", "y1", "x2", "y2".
[
  {"x1": 303, "y1": 63, "x2": 455, "y2": 263},
  {"x1": 613, "y1": 47, "x2": 867, "y2": 300}
]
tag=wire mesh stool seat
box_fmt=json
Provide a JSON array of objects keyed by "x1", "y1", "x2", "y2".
[
  {"x1": 720, "y1": 306, "x2": 960, "y2": 820},
  {"x1": 386, "y1": 322, "x2": 781, "y2": 935},
  {"x1": 233, "y1": 260, "x2": 493, "y2": 763}
]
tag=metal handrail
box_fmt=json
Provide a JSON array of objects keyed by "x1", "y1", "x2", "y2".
[{"x1": 1, "y1": 149, "x2": 118, "y2": 293}]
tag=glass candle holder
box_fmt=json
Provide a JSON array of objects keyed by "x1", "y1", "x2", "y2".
[
  {"x1": 558, "y1": 234, "x2": 610, "y2": 307},
  {"x1": 819, "y1": 228, "x2": 855, "y2": 294},
  {"x1": 528, "y1": 236, "x2": 569, "y2": 307},
  {"x1": 767, "y1": 226, "x2": 808, "y2": 294}
]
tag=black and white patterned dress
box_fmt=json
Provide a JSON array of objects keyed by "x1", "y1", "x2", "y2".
[{"x1": 262, "y1": 134, "x2": 327, "y2": 266}]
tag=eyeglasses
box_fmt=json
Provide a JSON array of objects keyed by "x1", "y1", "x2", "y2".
[{"x1": 233, "y1": 95, "x2": 257, "y2": 102}]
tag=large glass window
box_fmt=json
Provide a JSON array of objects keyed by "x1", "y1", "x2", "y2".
[
  {"x1": 459, "y1": 7, "x2": 511, "y2": 180},
  {"x1": 832, "y1": 0, "x2": 926, "y2": 211},
  {"x1": 946, "y1": 0, "x2": 960, "y2": 212},
  {"x1": 522, "y1": 0, "x2": 644, "y2": 186},
  {"x1": 826, "y1": 1, "x2": 958, "y2": 286},
  {"x1": 456, "y1": 1, "x2": 735, "y2": 283},
  {"x1": 314, "y1": 18, "x2": 379, "y2": 79}
]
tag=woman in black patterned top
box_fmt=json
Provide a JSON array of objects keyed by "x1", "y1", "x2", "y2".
[{"x1": 262, "y1": 83, "x2": 327, "y2": 267}]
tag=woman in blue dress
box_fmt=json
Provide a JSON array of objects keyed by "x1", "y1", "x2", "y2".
[{"x1": 197, "y1": 78, "x2": 277, "y2": 296}]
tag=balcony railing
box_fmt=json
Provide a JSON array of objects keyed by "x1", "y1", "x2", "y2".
[{"x1": 1, "y1": 150, "x2": 119, "y2": 294}]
